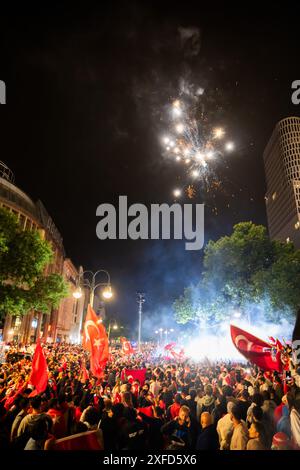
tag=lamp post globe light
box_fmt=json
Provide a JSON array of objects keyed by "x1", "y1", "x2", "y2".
[
  {"x1": 72, "y1": 268, "x2": 114, "y2": 344},
  {"x1": 73, "y1": 268, "x2": 114, "y2": 307}
]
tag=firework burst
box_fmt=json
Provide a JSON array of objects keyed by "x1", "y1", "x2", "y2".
[{"x1": 160, "y1": 94, "x2": 235, "y2": 200}]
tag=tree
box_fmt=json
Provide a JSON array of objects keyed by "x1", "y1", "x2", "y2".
[
  {"x1": 0, "y1": 207, "x2": 69, "y2": 318},
  {"x1": 173, "y1": 221, "x2": 300, "y2": 326}
]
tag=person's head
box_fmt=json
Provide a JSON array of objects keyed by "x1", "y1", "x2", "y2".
[
  {"x1": 122, "y1": 391, "x2": 133, "y2": 408},
  {"x1": 19, "y1": 397, "x2": 30, "y2": 411},
  {"x1": 189, "y1": 388, "x2": 197, "y2": 400},
  {"x1": 174, "y1": 393, "x2": 182, "y2": 405},
  {"x1": 241, "y1": 389, "x2": 249, "y2": 401},
  {"x1": 178, "y1": 405, "x2": 190, "y2": 423},
  {"x1": 230, "y1": 403, "x2": 244, "y2": 425},
  {"x1": 84, "y1": 406, "x2": 100, "y2": 426},
  {"x1": 204, "y1": 384, "x2": 213, "y2": 396},
  {"x1": 262, "y1": 390, "x2": 270, "y2": 401},
  {"x1": 249, "y1": 421, "x2": 266, "y2": 442},
  {"x1": 48, "y1": 398, "x2": 58, "y2": 410},
  {"x1": 227, "y1": 401, "x2": 235, "y2": 415},
  {"x1": 252, "y1": 393, "x2": 264, "y2": 407},
  {"x1": 30, "y1": 396, "x2": 42, "y2": 412},
  {"x1": 252, "y1": 405, "x2": 263, "y2": 422},
  {"x1": 58, "y1": 393, "x2": 66, "y2": 405},
  {"x1": 201, "y1": 411, "x2": 212, "y2": 428},
  {"x1": 104, "y1": 398, "x2": 112, "y2": 410},
  {"x1": 271, "y1": 432, "x2": 291, "y2": 450},
  {"x1": 222, "y1": 385, "x2": 233, "y2": 397},
  {"x1": 112, "y1": 403, "x2": 124, "y2": 419}
]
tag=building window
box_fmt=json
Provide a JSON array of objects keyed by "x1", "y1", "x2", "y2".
[
  {"x1": 272, "y1": 192, "x2": 277, "y2": 201},
  {"x1": 295, "y1": 221, "x2": 300, "y2": 230}
]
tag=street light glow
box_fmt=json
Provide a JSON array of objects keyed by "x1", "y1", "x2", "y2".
[
  {"x1": 173, "y1": 189, "x2": 181, "y2": 197},
  {"x1": 73, "y1": 287, "x2": 82, "y2": 299},
  {"x1": 102, "y1": 285, "x2": 113, "y2": 299}
]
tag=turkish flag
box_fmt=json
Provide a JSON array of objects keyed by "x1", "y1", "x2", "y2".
[
  {"x1": 164, "y1": 342, "x2": 177, "y2": 351},
  {"x1": 121, "y1": 337, "x2": 134, "y2": 355},
  {"x1": 53, "y1": 430, "x2": 104, "y2": 450},
  {"x1": 83, "y1": 305, "x2": 109, "y2": 378},
  {"x1": 138, "y1": 406, "x2": 153, "y2": 417},
  {"x1": 230, "y1": 325, "x2": 282, "y2": 372},
  {"x1": 121, "y1": 368, "x2": 147, "y2": 385},
  {"x1": 28, "y1": 340, "x2": 48, "y2": 394}
]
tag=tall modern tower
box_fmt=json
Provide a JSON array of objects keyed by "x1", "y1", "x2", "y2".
[{"x1": 264, "y1": 117, "x2": 300, "y2": 248}]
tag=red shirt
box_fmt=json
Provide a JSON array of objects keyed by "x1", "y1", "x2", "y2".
[{"x1": 169, "y1": 402, "x2": 181, "y2": 419}]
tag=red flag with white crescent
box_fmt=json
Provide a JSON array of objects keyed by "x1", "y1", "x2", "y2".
[
  {"x1": 83, "y1": 305, "x2": 109, "y2": 378},
  {"x1": 230, "y1": 324, "x2": 282, "y2": 372},
  {"x1": 120, "y1": 337, "x2": 134, "y2": 355}
]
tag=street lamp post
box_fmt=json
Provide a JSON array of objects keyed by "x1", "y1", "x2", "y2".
[
  {"x1": 107, "y1": 322, "x2": 118, "y2": 340},
  {"x1": 73, "y1": 269, "x2": 113, "y2": 308},
  {"x1": 163, "y1": 328, "x2": 174, "y2": 344},
  {"x1": 137, "y1": 293, "x2": 145, "y2": 352}
]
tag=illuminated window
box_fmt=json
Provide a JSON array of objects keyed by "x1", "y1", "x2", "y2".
[
  {"x1": 295, "y1": 221, "x2": 300, "y2": 230},
  {"x1": 272, "y1": 192, "x2": 277, "y2": 201},
  {"x1": 286, "y1": 237, "x2": 290, "y2": 243}
]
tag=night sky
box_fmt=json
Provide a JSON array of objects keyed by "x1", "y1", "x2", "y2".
[{"x1": 1, "y1": 2, "x2": 300, "y2": 335}]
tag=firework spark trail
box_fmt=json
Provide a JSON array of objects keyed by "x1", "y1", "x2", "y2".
[{"x1": 160, "y1": 92, "x2": 235, "y2": 203}]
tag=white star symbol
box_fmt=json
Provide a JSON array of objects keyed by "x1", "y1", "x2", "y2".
[{"x1": 94, "y1": 339, "x2": 101, "y2": 348}]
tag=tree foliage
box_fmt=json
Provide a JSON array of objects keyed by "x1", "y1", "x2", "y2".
[
  {"x1": 0, "y1": 207, "x2": 69, "y2": 318},
  {"x1": 173, "y1": 221, "x2": 299, "y2": 325}
]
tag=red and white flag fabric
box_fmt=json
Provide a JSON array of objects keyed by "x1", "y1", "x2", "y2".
[
  {"x1": 163, "y1": 343, "x2": 185, "y2": 361},
  {"x1": 79, "y1": 362, "x2": 89, "y2": 383},
  {"x1": 164, "y1": 342, "x2": 177, "y2": 351},
  {"x1": 121, "y1": 368, "x2": 147, "y2": 385},
  {"x1": 120, "y1": 337, "x2": 134, "y2": 355},
  {"x1": 83, "y1": 304, "x2": 109, "y2": 378},
  {"x1": 231, "y1": 324, "x2": 282, "y2": 372},
  {"x1": 28, "y1": 340, "x2": 48, "y2": 394}
]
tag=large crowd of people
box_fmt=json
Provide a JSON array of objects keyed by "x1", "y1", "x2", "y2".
[{"x1": 1, "y1": 342, "x2": 300, "y2": 451}]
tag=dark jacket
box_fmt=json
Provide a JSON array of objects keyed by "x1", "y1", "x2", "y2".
[
  {"x1": 196, "y1": 424, "x2": 219, "y2": 450},
  {"x1": 161, "y1": 418, "x2": 198, "y2": 450}
]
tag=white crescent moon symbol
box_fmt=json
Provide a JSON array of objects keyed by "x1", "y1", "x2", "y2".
[
  {"x1": 235, "y1": 334, "x2": 253, "y2": 352},
  {"x1": 84, "y1": 320, "x2": 99, "y2": 343}
]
